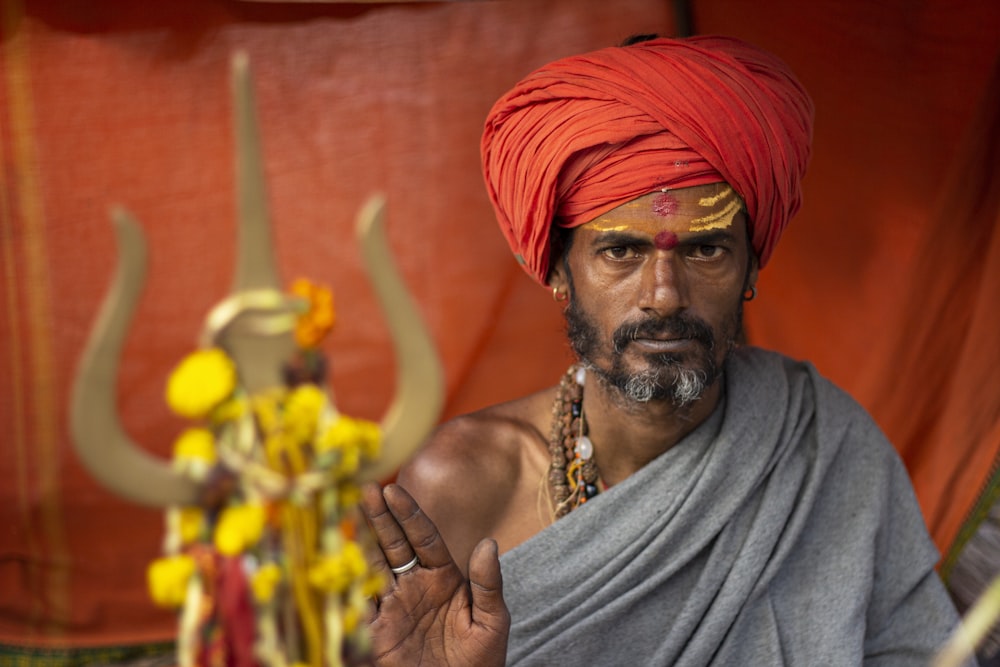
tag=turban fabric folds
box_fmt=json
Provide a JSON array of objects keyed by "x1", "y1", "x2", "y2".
[{"x1": 481, "y1": 36, "x2": 815, "y2": 285}]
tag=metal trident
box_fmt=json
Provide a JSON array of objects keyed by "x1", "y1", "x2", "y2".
[{"x1": 70, "y1": 52, "x2": 443, "y2": 507}]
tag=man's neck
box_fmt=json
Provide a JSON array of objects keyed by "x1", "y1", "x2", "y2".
[{"x1": 582, "y1": 373, "x2": 723, "y2": 487}]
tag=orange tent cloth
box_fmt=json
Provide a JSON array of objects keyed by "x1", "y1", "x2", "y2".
[{"x1": 0, "y1": 0, "x2": 996, "y2": 656}]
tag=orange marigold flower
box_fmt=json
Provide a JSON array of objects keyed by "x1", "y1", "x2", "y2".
[{"x1": 290, "y1": 278, "x2": 335, "y2": 349}]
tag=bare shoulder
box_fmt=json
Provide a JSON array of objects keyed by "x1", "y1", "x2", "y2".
[{"x1": 396, "y1": 386, "x2": 558, "y2": 571}]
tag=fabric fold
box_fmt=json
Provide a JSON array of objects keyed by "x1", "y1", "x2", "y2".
[
  {"x1": 482, "y1": 36, "x2": 814, "y2": 285},
  {"x1": 500, "y1": 348, "x2": 957, "y2": 666}
]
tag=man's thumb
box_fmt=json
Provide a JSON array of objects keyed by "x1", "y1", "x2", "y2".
[{"x1": 468, "y1": 538, "x2": 511, "y2": 631}]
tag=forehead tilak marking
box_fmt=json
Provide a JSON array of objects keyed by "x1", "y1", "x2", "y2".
[
  {"x1": 585, "y1": 201, "x2": 649, "y2": 233},
  {"x1": 583, "y1": 218, "x2": 661, "y2": 235},
  {"x1": 689, "y1": 185, "x2": 742, "y2": 232},
  {"x1": 652, "y1": 192, "x2": 679, "y2": 217},
  {"x1": 697, "y1": 187, "x2": 734, "y2": 206},
  {"x1": 582, "y1": 186, "x2": 743, "y2": 236},
  {"x1": 654, "y1": 230, "x2": 678, "y2": 250}
]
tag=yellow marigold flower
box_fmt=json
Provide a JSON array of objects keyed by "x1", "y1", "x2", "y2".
[
  {"x1": 178, "y1": 507, "x2": 206, "y2": 545},
  {"x1": 251, "y1": 562, "x2": 283, "y2": 604},
  {"x1": 285, "y1": 385, "x2": 326, "y2": 443},
  {"x1": 166, "y1": 348, "x2": 237, "y2": 419},
  {"x1": 171, "y1": 428, "x2": 217, "y2": 481},
  {"x1": 147, "y1": 554, "x2": 196, "y2": 608},
  {"x1": 316, "y1": 418, "x2": 346, "y2": 455},
  {"x1": 308, "y1": 542, "x2": 366, "y2": 593},
  {"x1": 211, "y1": 396, "x2": 247, "y2": 425},
  {"x1": 173, "y1": 428, "x2": 217, "y2": 464},
  {"x1": 336, "y1": 445, "x2": 361, "y2": 479},
  {"x1": 356, "y1": 419, "x2": 382, "y2": 461},
  {"x1": 318, "y1": 415, "x2": 380, "y2": 475},
  {"x1": 214, "y1": 504, "x2": 266, "y2": 556},
  {"x1": 291, "y1": 278, "x2": 336, "y2": 349}
]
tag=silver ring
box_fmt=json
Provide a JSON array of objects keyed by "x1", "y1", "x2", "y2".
[{"x1": 390, "y1": 555, "x2": 419, "y2": 575}]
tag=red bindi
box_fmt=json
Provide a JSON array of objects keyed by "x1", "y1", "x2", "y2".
[
  {"x1": 651, "y1": 192, "x2": 679, "y2": 217},
  {"x1": 654, "y1": 230, "x2": 679, "y2": 250}
]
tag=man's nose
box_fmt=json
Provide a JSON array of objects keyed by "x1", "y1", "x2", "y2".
[{"x1": 637, "y1": 252, "x2": 688, "y2": 316}]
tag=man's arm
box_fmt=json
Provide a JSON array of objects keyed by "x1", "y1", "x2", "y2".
[{"x1": 396, "y1": 407, "x2": 552, "y2": 575}]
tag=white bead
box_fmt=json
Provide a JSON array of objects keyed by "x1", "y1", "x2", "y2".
[
  {"x1": 575, "y1": 435, "x2": 593, "y2": 460},
  {"x1": 575, "y1": 366, "x2": 586, "y2": 386}
]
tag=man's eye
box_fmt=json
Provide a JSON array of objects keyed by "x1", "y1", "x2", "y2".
[
  {"x1": 693, "y1": 245, "x2": 722, "y2": 259},
  {"x1": 601, "y1": 246, "x2": 637, "y2": 260}
]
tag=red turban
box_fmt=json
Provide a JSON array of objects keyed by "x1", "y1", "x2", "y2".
[{"x1": 481, "y1": 35, "x2": 814, "y2": 285}]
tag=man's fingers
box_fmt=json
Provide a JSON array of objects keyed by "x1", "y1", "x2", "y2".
[
  {"x1": 361, "y1": 525, "x2": 391, "y2": 581},
  {"x1": 360, "y1": 482, "x2": 416, "y2": 574},
  {"x1": 468, "y1": 538, "x2": 510, "y2": 635},
  {"x1": 382, "y1": 483, "x2": 454, "y2": 570},
  {"x1": 359, "y1": 483, "x2": 391, "y2": 581}
]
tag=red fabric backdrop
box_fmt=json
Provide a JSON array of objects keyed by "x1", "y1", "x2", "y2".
[{"x1": 0, "y1": 0, "x2": 997, "y2": 651}]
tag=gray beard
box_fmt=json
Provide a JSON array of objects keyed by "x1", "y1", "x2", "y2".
[
  {"x1": 611, "y1": 364, "x2": 709, "y2": 407},
  {"x1": 565, "y1": 300, "x2": 741, "y2": 410}
]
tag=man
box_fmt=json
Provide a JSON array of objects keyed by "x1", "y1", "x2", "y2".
[{"x1": 360, "y1": 35, "x2": 965, "y2": 666}]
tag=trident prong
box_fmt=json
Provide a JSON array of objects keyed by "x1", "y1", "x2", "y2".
[
  {"x1": 70, "y1": 206, "x2": 201, "y2": 506},
  {"x1": 70, "y1": 52, "x2": 443, "y2": 508},
  {"x1": 355, "y1": 194, "x2": 443, "y2": 483}
]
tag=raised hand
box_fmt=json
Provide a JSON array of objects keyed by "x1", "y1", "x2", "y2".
[{"x1": 360, "y1": 483, "x2": 510, "y2": 667}]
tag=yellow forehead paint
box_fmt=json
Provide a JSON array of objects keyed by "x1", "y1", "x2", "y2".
[
  {"x1": 582, "y1": 199, "x2": 646, "y2": 232},
  {"x1": 583, "y1": 218, "x2": 661, "y2": 235},
  {"x1": 697, "y1": 186, "x2": 735, "y2": 206},
  {"x1": 690, "y1": 186, "x2": 743, "y2": 232},
  {"x1": 582, "y1": 187, "x2": 745, "y2": 235}
]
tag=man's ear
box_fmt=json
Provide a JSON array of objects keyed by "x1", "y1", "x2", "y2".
[
  {"x1": 547, "y1": 258, "x2": 569, "y2": 296},
  {"x1": 748, "y1": 254, "x2": 759, "y2": 290}
]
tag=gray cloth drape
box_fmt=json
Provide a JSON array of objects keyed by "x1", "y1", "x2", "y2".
[{"x1": 500, "y1": 347, "x2": 964, "y2": 666}]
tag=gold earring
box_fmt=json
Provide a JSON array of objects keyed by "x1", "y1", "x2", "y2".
[{"x1": 552, "y1": 286, "x2": 568, "y2": 302}]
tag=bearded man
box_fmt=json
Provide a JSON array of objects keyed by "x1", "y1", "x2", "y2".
[{"x1": 360, "y1": 35, "x2": 967, "y2": 666}]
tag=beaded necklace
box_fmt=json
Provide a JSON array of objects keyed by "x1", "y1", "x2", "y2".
[{"x1": 548, "y1": 364, "x2": 602, "y2": 518}]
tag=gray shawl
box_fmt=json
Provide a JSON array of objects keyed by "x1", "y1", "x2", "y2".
[{"x1": 500, "y1": 347, "x2": 962, "y2": 666}]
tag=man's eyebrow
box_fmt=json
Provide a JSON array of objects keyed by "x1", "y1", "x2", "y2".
[
  {"x1": 679, "y1": 229, "x2": 738, "y2": 245},
  {"x1": 588, "y1": 230, "x2": 650, "y2": 246},
  {"x1": 588, "y1": 228, "x2": 739, "y2": 247}
]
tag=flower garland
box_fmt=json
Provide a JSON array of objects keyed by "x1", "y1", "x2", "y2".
[{"x1": 147, "y1": 279, "x2": 383, "y2": 667}]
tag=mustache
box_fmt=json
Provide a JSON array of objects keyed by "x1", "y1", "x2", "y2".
[{"x1": 612, "y1": 314, "x2": 716, "y2": 355}]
